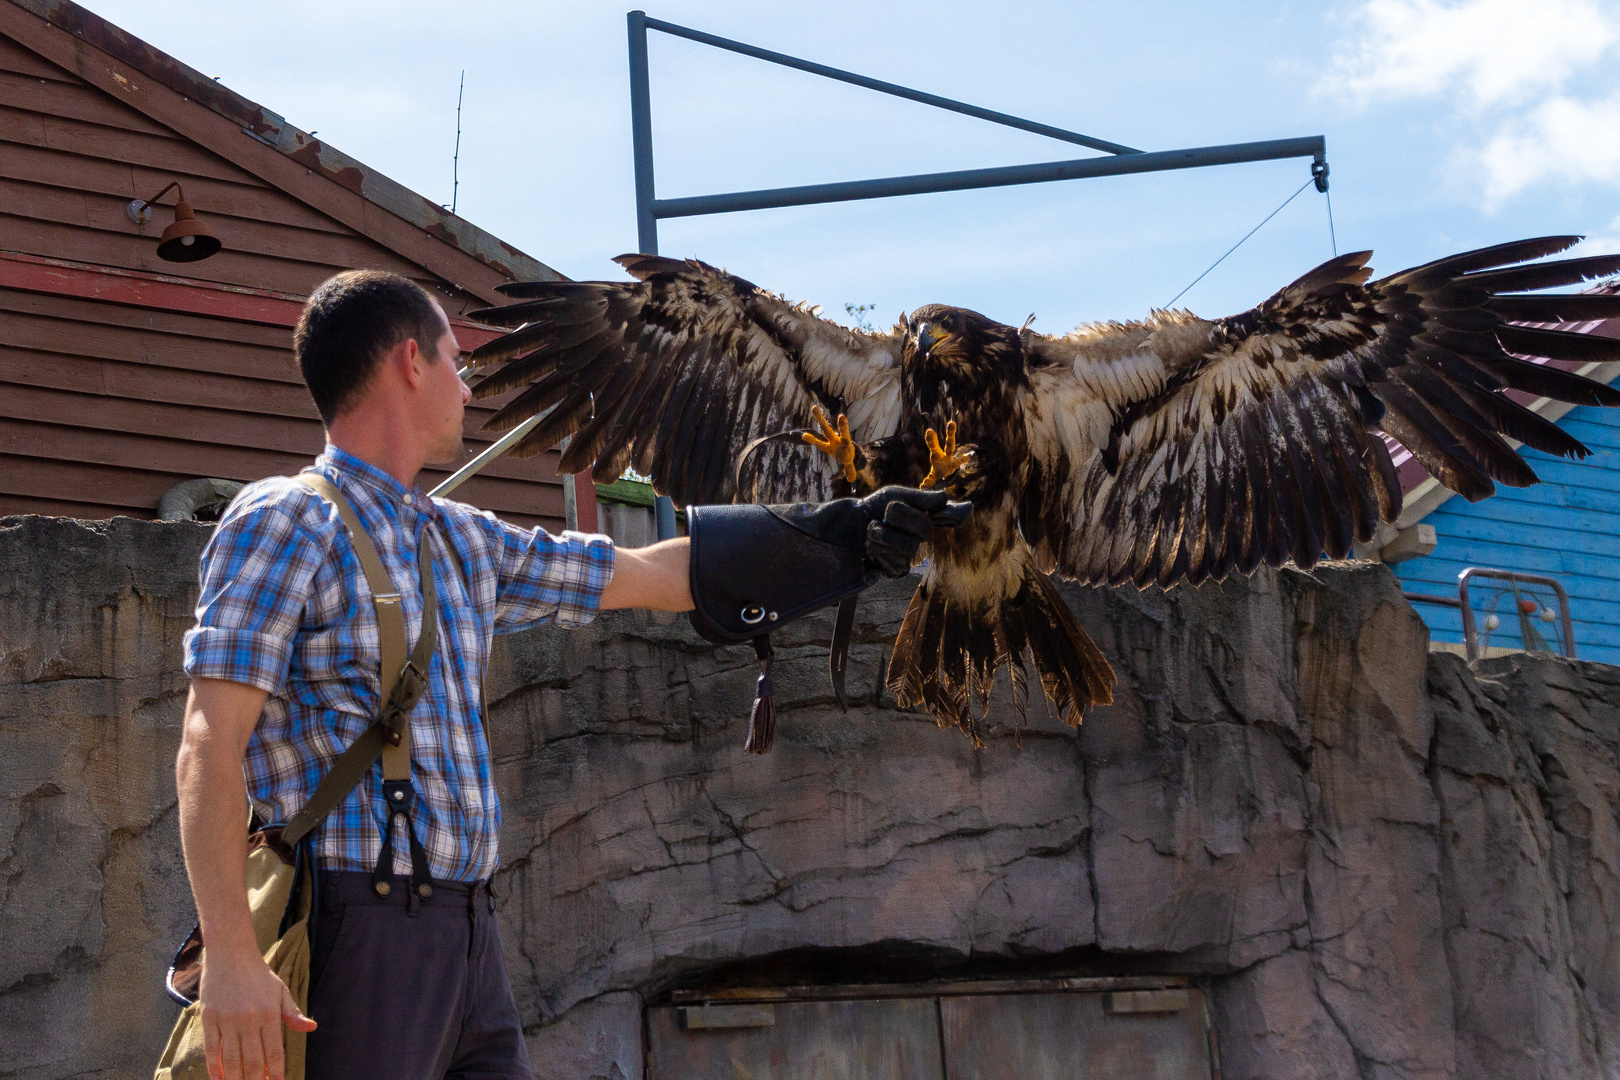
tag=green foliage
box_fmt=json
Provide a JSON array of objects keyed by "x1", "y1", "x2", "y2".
[{"x1": 843, "y1": 302, "x2": 877, "y2": 332}]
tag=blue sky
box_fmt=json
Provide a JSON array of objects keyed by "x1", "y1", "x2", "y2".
[{"x1": 82, "y1": 0, "x2": 1620, "y2": 332}]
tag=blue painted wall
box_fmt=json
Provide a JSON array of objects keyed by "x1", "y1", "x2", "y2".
[{"x1": 1392, "y1": 403, "x2": 1620, "y2": 665}]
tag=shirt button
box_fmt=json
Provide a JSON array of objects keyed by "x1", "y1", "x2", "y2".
[{"x1": 403, "y1": 492, "x2": 414, "y2": 505}]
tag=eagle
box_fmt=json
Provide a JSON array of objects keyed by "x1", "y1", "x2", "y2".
[{"x1": 465, "y1": 236, "x2": 1620, "y2": 744}]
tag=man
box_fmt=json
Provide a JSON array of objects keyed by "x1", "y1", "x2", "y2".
[{"x1": 176, "y1": 270, "x2": 955, "y2": 1080}]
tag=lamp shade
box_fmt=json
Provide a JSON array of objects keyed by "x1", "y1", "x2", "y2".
[{"x1": 156, "y1": 199, "x2": 222, "y2": 262}]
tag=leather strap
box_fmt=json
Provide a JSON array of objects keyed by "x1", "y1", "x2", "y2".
[
  {"x1": 377, "y1": 538, "x2": 439, "y2": 775},
  {"x1": 283, "y1": 473, "x2": 437, "y2": 846},
  {"x1": 284, "y1": 724, "x2": 385, "y2": 847}
]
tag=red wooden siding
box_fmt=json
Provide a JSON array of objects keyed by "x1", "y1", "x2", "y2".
[{"x1": 0, "y1": 255, "x2": 565, "y2": 530}]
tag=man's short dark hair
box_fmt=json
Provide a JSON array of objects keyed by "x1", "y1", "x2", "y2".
[{"x1": 294, "y1": 270, "x2": 448, "y2": 423}]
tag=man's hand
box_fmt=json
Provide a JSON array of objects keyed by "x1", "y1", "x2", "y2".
[
  {"x1": 858, "y1": 486, "x2": 972, "y2": 577},
  {"x1": 200, "y1": 949, "x2": 316, "y2": 1080},
  {"x1": 178, "y1": 677, "x2": 315, "y2": 1080}
]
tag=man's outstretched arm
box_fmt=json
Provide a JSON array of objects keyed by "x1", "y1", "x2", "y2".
[
  {"x1": 596, "y1": 488, "x2": 966, "y2": 618},
  {"x1": 176, "y1": 677, "x2": 316, "y2": 1080},
  {"x1": 598, "y1": 537, "x2": 693, "y2": 612}
]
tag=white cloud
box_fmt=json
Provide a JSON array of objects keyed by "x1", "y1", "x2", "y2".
[
  {"x1": 1322, "y1": 0, "x2": 1617, "y2": 106},
  {"x1": 1579, "y1": 213, "x2": 1620, "y2": 254},
  {"x1": 1476, "y1": 94, "x2": 1620, "y2": 204},
  {"x1": 1322, "y1": 0, "x2": 1620, "y2": 205}
]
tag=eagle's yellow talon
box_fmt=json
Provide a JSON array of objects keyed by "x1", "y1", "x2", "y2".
[
  {"x1": 921, "y1": 420, "x2": 967, "y2": 488},
  {"x1": 803, "y1": 405, "x2": 859, "y2": 483}
]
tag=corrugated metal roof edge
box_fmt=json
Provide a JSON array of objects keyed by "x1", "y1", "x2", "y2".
[{"x1": 6, "y1": 0, "x2": 562, "y2": 286}]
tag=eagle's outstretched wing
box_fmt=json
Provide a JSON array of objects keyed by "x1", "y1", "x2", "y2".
[
  {"x1": 1020, "y1": 236, "x2": 1620, "y2": 588},
  {"x1": 464, "y1": 255, "x2": 903, "y2": 507}
]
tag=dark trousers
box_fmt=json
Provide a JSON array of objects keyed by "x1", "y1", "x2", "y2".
[{"x1": 305, "y1": 871, "x2": 532, "y2": 1080}]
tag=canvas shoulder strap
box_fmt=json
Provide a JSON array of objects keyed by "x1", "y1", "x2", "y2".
[{"x1": 283, "y1": 472, "x2": 438, "y2": 847}]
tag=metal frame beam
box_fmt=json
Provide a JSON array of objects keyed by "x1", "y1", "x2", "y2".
[
  {"x1": 634, "y1": 12, "x2": 1141, "y2": 157},
  {"x1": 626, "y1": 10, "x2": 1328, "y2": 256},
  {"x1": 650, "y1": 137, "x2": 1327, "y2": 221}
]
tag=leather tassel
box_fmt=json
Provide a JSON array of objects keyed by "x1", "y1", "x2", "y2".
[
  {"x1": 745, "y1": 636, "x2": 775, "y2": 754},
  {"x1": 745, "y1": 676, "x2": 775, "y2": 754}
]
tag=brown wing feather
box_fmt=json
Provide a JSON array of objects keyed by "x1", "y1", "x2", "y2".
[
  {"x1": 1023, "y1": 237, "x2": 1620, "y2": 588},
  {"x1": 465, "y1": 256, "x2": 903, "y2": 507}
]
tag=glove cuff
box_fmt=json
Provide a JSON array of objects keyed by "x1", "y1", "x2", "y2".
[{"x1": 687, "y1": 502, "x2": 876, "y2": 644}]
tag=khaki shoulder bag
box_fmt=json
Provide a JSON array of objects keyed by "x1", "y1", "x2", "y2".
[{"x1": 156, "y1": 474, "x2": 438, "y2": 1080}]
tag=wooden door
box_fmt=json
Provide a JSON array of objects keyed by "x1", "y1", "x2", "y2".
[{"x1": 648, "y1": 986, "x2": 1211, "y2": 1080}]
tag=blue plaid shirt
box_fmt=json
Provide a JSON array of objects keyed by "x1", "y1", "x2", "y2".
[{"x1": 183, "y1": 445, "x2": 615, "y2": 883}]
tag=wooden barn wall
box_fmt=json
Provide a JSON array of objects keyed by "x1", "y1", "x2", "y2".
[
  {"x1": 0, "y1": 27, "x2": 565, "y2": 530},
  {"x1": 0, "y1": 280, "x2": 566, "y2": 530},
  {"x1": 1393, "y1": 403, "x2": 1620, "y2": 665}
]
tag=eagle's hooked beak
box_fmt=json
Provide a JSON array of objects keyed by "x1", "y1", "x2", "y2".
[{"x1": 916, "y1": 322, "x2": 943, "y2": 356}]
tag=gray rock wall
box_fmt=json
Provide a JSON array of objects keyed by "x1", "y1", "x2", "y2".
[{"x1": 1, "y1": 514, "x2": 1616, "y2": 1079}]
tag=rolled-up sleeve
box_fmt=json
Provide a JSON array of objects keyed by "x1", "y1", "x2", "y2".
[
  {"x1": 491, "y1": 524, "x2": 615, "y2": 632},
  {"x1": 183, "y1": 502, "x2": 324, "y2": 694}
]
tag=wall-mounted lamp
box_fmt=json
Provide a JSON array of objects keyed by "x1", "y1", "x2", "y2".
[{"x1": 125, "y1": 182, "x2": 222, "y2": 263}]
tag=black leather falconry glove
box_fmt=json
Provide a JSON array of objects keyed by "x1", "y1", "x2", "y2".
[{"x1": 687, "y1": 486, "x2": 971, "y2": 754}]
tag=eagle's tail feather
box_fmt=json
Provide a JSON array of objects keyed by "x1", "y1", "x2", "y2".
[
  {"x1": 1022, "y1": 567, "x2": 1114, "y2": 725},
  {"x1": 887, "y1": 557, "x2": 1114, "y2": 744}
]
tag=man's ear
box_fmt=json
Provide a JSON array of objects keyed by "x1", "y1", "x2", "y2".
[{"x1": 396, "y1": 337, "x2": 425, "y2": 389}]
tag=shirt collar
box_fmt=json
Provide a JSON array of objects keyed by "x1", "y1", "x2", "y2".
[{"x1": 316, "y1": 444, "x2": 434, "y2": 516}]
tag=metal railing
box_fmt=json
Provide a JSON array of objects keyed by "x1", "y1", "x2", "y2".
[
  {"x1": 1405, "y1": 568, "x2": 1576, "y2": 661},
  {"x1": 1459, "y1": 568, "x2": 1576, "y2": 661}
]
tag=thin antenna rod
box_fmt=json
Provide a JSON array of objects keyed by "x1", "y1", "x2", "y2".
[
  {"x1": 429, "y1": 412, "x2": 548, "y2": 500},
  {"x1": 451, "y1": 70, "x2": 465, "y2": 213}
]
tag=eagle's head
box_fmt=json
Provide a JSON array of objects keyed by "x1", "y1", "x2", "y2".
[{"x1": 904, "y1": 305, "x2": 1023, "y2": 385}]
